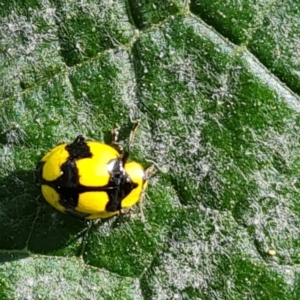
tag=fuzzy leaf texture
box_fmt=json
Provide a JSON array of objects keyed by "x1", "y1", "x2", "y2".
[{"x1": 1, "y1": 0, "x2": 300, "y2": 299}]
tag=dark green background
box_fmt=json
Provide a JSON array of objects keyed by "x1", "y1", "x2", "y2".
[{"x1": 1, "y1": 0, "x2": 300, "y2": 299}]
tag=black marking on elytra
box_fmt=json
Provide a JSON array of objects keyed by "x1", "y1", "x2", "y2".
[
  {"x1": 105, "y1": 158, "x2": 138, "y2": 212},
  {"x1": 35, "y1": 136, "x2": 139, "y2": 218},
  {"x1": 105, "y1": 179, "x2": 138, "y2": 211},
  {"x1": 65, "y1": 135, "x2": 92, "y2": 160},
  {"x1": 56, "y1": 135, "x2": 93, "y2": 211}
]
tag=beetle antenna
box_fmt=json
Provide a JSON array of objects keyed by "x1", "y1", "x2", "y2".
[{"x1": 122, "y1": 151, "x2": 129, "y2": 164}]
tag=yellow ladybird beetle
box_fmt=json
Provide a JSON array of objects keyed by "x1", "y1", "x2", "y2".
[{"x1": 35, "y1": 122, "x2": 152, "y2": 220}]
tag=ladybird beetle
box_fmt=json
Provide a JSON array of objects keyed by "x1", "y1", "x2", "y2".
[{"x1": 35, "y1": 122, "x2": 152, "y2": 220}]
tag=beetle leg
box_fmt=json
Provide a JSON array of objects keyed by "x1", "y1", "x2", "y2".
[
  {"x1": 111, "y1": 120, "x2": 139, "y2": 152},
  {"x1": 112, "y1": 120, "x2": 141, "y2": 160},
  {"x1": 138, "y1": 165, "x2": 155, "y2": 222},
  {"x1": 128, "y1": 120, "x2": 140, "y2": 148},
  {"x1": 112, "y1": 120, "x2": 139, "y2": 144},
  {"x1": 111, "y1": 125, "x2": 124, "y2": 153},
  {"x1": 145, "y1": 164, "x2": 155, "y2": 178},
  {"x1": 111, "y1": 125, "x2": 120, "y2": 143},
  {"x1": 119, "y1": 208, "x2": 131, "y2": 216},
  {"x1": 79, "y1": 220, "x2": 100, "y2": 255},
  {"x1": 121, "y1": 120, "x2": 141, "y2": 164}
]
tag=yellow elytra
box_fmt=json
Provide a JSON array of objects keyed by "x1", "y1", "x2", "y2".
[{"x1": 35, "y1": 131, "x2": 150, "y2": 220}]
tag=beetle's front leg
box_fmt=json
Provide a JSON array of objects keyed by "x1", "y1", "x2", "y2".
[{"x1": 110, "y1": 125, "x2": 123, "y2": 153}]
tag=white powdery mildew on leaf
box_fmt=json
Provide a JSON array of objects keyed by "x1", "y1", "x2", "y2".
[
  {"x1": 245, "y1": 172, "x2": 300, "y2": 263},
  {"x1": 5, "y1": 256, "x2": 143, "y2": 300},
  {"x1": 56, "y1": 0, "x2": 134, "y2": 55},
  {"x1": 237, "y1": 125, "x2": 300, "y2": 264},
  {"x1": 0, "y1": 145, "x2": 16, "y2": 175},
  {"x1": 0, "y1": 5, "x2": 59, "y2": 56},
  {"x1": 0, "y1": 1, "x2": 63, "y2": 99},
  {"x1": 151, "y1": 103, "x2": 211, "y2": 176},
  {"x1": 146, "y1": 208, "x2": 262, "y2": 300}
]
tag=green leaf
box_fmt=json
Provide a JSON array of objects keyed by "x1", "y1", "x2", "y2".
[
  {"x1": 0, "y1": 254, "x2": 143, "y2": 300},
  {"x1": 1, "y1": 0, "x2": 300, "y2": 299}
]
